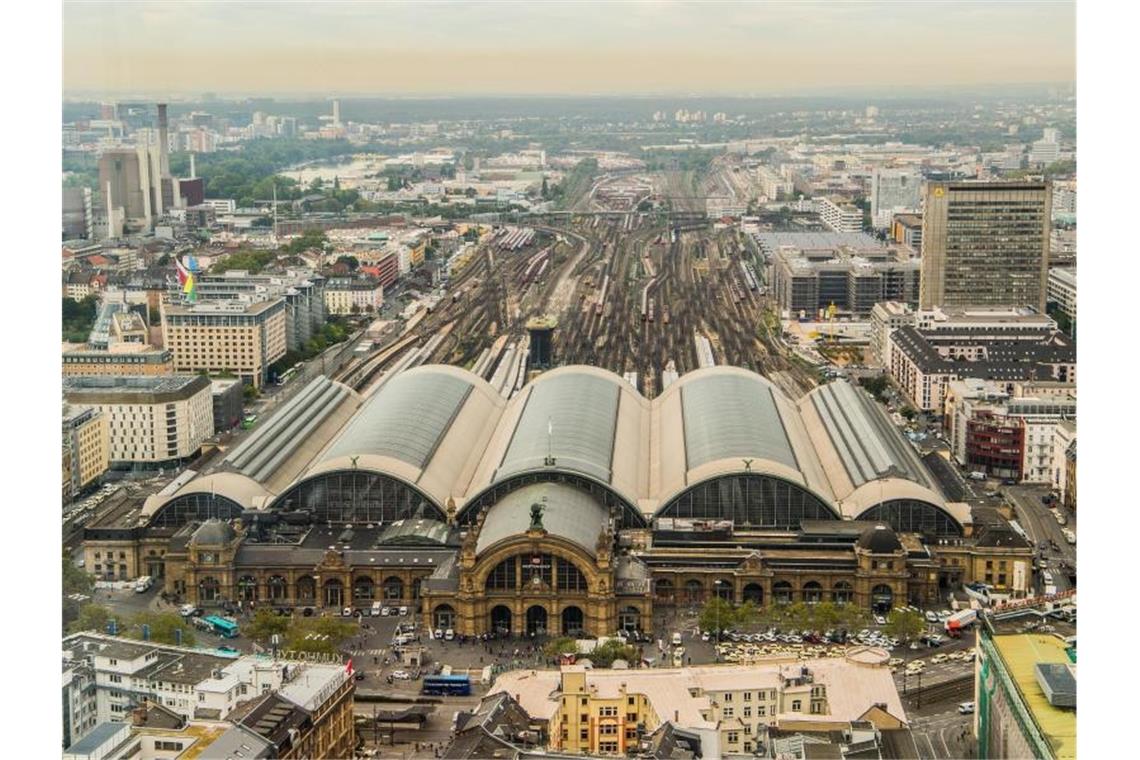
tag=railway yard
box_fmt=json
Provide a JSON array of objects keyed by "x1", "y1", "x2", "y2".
[{"x1": 335, "y1": 169, "x2": 818, "y2": 401}]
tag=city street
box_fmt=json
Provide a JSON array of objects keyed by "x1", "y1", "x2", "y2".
[{"x1": 1003, "y1": 485, "x2": 1076, "y2": 592}]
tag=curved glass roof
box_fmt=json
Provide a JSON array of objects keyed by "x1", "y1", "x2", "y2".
[
  {"x1": 495, "y1": 372, "x2": 620, "y2": 484},
  {"x1": 809, "y1": 382, "x2": 937, "y2": 491},
  {"x1": 681, "y1": 373, "x2": 798, "y2": 471},
  {"x1": 319, "y1": 370, "x2": 473, "y2": 470},
  {"x1": 475, "y1": 482, "x2": 609, "y2": 557}
]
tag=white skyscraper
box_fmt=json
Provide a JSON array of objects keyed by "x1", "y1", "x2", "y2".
[{"x1": 869, "y1": 169, "x2": 922, "y2": 229}]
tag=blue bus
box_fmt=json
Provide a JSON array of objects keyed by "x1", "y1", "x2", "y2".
[
  {"x1": 422, "y1": 674, "x2": 471, "y2": 696},
  {"x1": 204, "y1": 615, "x2": 240, "y2": 639}
]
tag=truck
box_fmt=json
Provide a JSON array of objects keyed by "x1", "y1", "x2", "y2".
[
  {"x1": 134, "y1": 576, "x2": 153, "y2": 593},
  {"x1": 944, "y1": 609, "x2": 977, "y2": 634}
]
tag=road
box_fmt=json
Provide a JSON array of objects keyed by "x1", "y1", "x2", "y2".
[{"x1": 1003, "y1": 485, "x2": 1076, "y2": 592}]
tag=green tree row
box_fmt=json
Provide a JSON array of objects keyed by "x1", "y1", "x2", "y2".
[{"x1": 68, "y1": 604, "x2": 198, "y2": 647}]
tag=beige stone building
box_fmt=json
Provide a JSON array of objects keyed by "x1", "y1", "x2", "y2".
[
  {"x1": 161, "y1": 299, "x2": 287, "y2": 389},
  {"x1": 79, "y1": 367, "x2": 1030, "y2": 624},
  {"x1": 63, "y1": 375, "x2": 213, "y2": 467},
  {"x1": 324, "y1": 277, "x2": 383, "y2": 315},
  {"x1": 495, "y1": 654, "x2": 907, "y2": 756},
  {"x1": 63, "y1": 404, "x2": 110, "y2": 499}
]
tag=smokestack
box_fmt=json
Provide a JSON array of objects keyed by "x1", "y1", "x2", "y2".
[
  {"x1": 189, "y1": 153, "x2": 196, "y2": 179},
  {"x1": 105, "y1": 180, "x2": 115, "y2": 240},
  {"x1": 157, "y1": 104, "x2": 170, "y2": 178}
]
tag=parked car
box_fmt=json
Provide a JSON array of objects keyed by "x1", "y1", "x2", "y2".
[
  {"x1": 875, "y1": 615, "x2": 886, "y2": 626},
  {"x1": 381, "y1": 606, "x2": 391, "y2": 617},
  {"x1": 444, "y1": 629, "x2": 455, "y2": 641},
  {"x1": 354, "y1": 671, "x2": 366, "y2": 681},
  {"x1": 398, "y1": 606, "x2": 409, "y2": 616},
  {"x1": 391, "y1": 670, "x2": 412, "y2": 680},
  {"x1": 958, "y1": 702, "x2": 976, "y2": 715}
]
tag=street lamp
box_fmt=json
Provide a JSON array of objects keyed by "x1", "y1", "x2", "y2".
[{"x1": 713, "y1": 580, "x2": 725, "y2": 660}]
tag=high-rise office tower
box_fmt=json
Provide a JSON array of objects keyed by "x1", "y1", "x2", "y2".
[
  {"x1": 332, "y1": 99, "x2": 341, "y2": 127},
  {"x1": 920, "y1": 181, "x2": 1052, "y2": 311},
  {"x1": 869, "y1": 169, "x2": 921, "y2": 229}
]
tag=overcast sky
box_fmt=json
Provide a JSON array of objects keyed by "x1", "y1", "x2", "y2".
[{"x1": 63, "y1": 1, "x2": 1076, "y2": 97}]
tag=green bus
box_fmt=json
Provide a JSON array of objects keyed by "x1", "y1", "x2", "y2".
[{"x1": 204, "y1": 615, "x2": 240, "y2": 639}]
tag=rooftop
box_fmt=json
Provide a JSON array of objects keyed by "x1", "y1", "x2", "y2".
[
  {"x1": 492, "y1": 657, "x2": 905, "y2": 731},
  {"x1": 990, "y1": 633, "x2": 1076, "y2": 760},
  {"x1": 63, "y1": 374, "x2": 210, "y2": 398}
]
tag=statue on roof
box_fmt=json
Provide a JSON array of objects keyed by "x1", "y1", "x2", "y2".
[{"x1": 529, "y1": 502, "x2": 545, "y2": 531}]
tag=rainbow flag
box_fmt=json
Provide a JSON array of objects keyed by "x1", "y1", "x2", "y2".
[{"x1": 175, "y1": 258, "x2": 197, "y2": 303}]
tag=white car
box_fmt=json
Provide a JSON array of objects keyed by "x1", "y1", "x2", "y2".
[
  {"x1": 433, "y1": 629, "x2": 442, "y2": 640},
  {"x1": 958, "y1": 701, "x2": 975, "y2": 715},
  {"x1": 398, "y1": 606, "x2": 408, "y2": 616},
  {"x1": 875, "y1": 615, "x2": 886, "y2": 626},
  {"x1": 342, "y1": 607, "x2": 353, "y2": 617},
  {"x1": 444, "y1": 629, "x2": 455, "y2": 641},
  {"x1": 391, "y1": 670, "x2": 412, "y2": 680},
  {"x1": 381, "y1": 606, "x2": 391, "y2": 616}
]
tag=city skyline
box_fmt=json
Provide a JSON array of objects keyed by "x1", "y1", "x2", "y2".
[{"x1": 64, "y1": 1, "x2": 1075, "y2": 97}]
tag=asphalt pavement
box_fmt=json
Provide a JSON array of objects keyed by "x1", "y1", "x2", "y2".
[{"x1": 1003, "y1": 485, "x2": 1076, "y2": 592}]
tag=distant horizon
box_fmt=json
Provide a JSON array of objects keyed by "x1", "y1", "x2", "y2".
[
  {"x1": 62, "y1": 82, "x2": 1076, "y2": 105},
  {"x1": 64, "y1": 1, "x2": 1074, "y2": 97}
]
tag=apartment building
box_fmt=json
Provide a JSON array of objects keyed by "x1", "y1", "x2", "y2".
[
  {"x1": 887, "y1": 325, "x2": 1075, "y2": 413},
  {"x1": 63, "y1": 375, "x2": 213, "y2": 467},
  {"x1": 193, "y1": 270, "x2": 327, "y2": 354},
  {"x1": 63, "y1": 345, "x2": 174, "y2": 377},
  {"x1": 161, "y1": 299, "x2": 287, "y2": 389},
  {"x1": 61, "y1": 634, "x2": 354, "y2": 758},
  {"x1": 869, "y1": 302, "x2": 914, "y2": 367},
  {"x1": 324, "y1": 277, "x2": 384, "y2": 315},
  {"x1": 920, "y1": 181, "x2": 1052, "y2": 311},
  {"x1": 943, "y1": 380, "x2": 1076, "y2": 482},
  {"x1": 816, "y1": 197, "x2": 863, "y2": 233},
  {"x1": 1051, "y1": 421, "x2": 1076, "y2": 507},
  {"x1": 63, "y1": 404, "x2": 111, "y2": 499},
  {"x1": 496, "y1": 654, "x2": 906, "y2": 757},
  {"x1": 1046, "y1": 268, "x2": 1076, "y2": 323}
]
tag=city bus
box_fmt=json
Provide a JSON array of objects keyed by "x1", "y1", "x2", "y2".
[
  {"x1": 204, "y1": 615, "x2": 240, "y2": 639},
  {"x1": 421, "y1": 674, "x2": 471, "y2": 696}
]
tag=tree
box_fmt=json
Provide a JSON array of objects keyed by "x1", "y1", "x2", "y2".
[
  {"x1": 156, "y1": 253, "x2": 171, "y2": 266},
  {"x1": 334, "y1": 255, "x2": 359, "y2": 271},
  {"x1": 542, "y1": 637, "x2": 579, "y2": 659},
  {"x1": 859, "y1": 374, "x2": 890, "y2": 401},
  {"x1": 698, "y1": 597, "x2": 737, "y2": 635},
  {"x1": 884, "y1": 609, "x2": 925, "y2": 642},
  {"x1": 131, "y1": 611, "x2": 197, "y2": 647},
  {"x1": 246, "y1": 608, "x2": 291, "y2": 643},
  {"x1": 540, "y1": 176, "x2": 549, "y2": 199},
  {"x1": 284, "y1": 616, "x2": 358, "y2": 656},
  {"x1": 900, "y1": 406, "x2": 917, "y2": 421},
  {"x1": 69, "y1": 604, "x2": 112, "y2": 634},
  {"x1": 63, "y1": 551, "x2": 92, "y2": 595},
  {"x1": 588, "y1": 639, "x2": 637, "y2": 668}
]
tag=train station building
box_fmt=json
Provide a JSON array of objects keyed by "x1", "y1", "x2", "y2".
[{"x1": 81, "y1": 365, "x2": 1032, "y2": 636}]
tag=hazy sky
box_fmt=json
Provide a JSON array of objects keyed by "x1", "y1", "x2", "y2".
[{"x1": 63, "y1": 1, "x2": 1075, "y2": 97}]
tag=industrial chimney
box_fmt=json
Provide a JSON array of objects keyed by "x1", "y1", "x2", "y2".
[{"x1": 156, "y1": 104, "x2": 170, "y2": 177}]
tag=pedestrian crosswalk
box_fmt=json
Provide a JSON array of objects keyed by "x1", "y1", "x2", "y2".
[{"x1": 349, "y1": 648, "x2": 387, "y2": 657}]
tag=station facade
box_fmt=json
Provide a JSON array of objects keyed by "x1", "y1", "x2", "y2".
[{"x1": 82, "y1": 365, "x2": 1032, "y2": 636}]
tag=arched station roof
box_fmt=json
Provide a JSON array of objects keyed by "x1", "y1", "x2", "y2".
[{"x1": 153, "y1": 364, "x2": 960, "y2": 534}]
